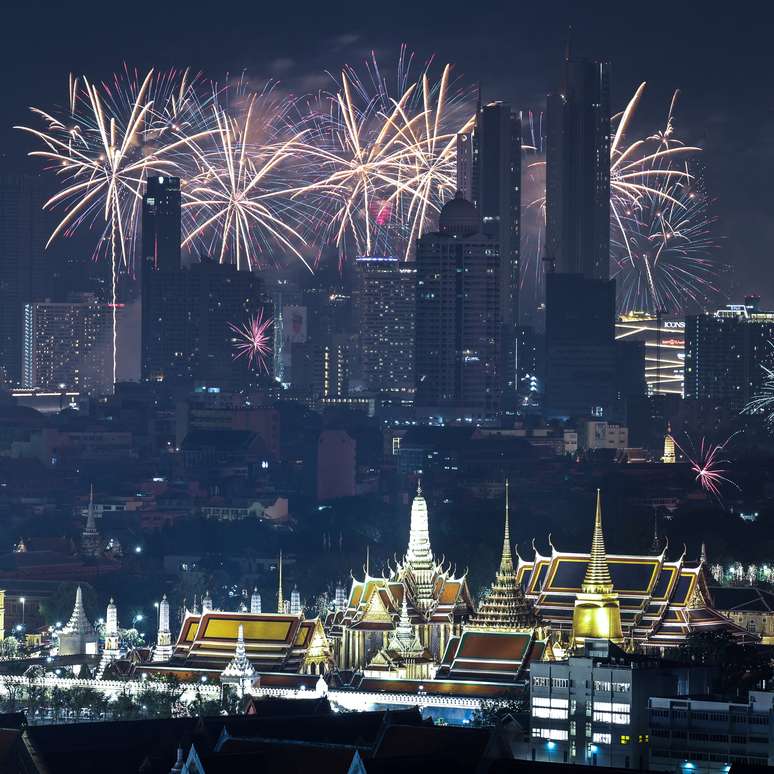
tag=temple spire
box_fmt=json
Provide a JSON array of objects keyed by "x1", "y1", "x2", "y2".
[
  {"x1": 220, "y1": 624, "x2": 255, "y2": 697},
  {"x1": 81, "y1": 484, "x2": 100, "y2": 557},
  {"x1": 700, "y1": 542, "x2": 708, "y2": 564},
  {"x1": 469, "y1": 480, "x2": 539, "y2": 631},
  {"x1": 277, "y1": 550, "x2": 284, "y2": 613},
  {"x1": 582, "y1": 490, "x2": 614, "y2": 593},
  {"x1": 406, "y1": 481, "x2": 433, "y2": 570},
  {"x1": 500, "y1": 479, "x2": 513, "y2": 572},
  {"x1": 571, "y1": 490, "x2": 623, "y2": 647}
]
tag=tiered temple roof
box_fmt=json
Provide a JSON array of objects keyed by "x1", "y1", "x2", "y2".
[
  {"x1": 468, "y1": 480, "x2": 539, "y2": 631},
  {"x1": 328, "y1": 484, "x2": 474, "y2": 636},
  {"x1": 515, "y1": 497, "x2": 755, "y2": 649}
]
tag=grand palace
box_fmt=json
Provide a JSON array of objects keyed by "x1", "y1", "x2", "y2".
[{"x1": 1, "y1": 484, "x2": 755, "y2": 710}]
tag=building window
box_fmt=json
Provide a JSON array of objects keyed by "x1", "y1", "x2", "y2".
[
  {"x1": 593, "y1": 733, "x2": 611, "y2": 744},
  {"x1": 552, "y1": 678, "x2": 569, "y2": 688},
  {"x1": 533, "y1": 676, "x2": 550, "y2": 687},
  {"x1": 594, "y1": 681, "x2": 612, "y2": 692},
  {"x1": 533, "y1": 728, "x2": 569, "y2": 741},
  {"x1": 620, "y1": 736, "x2": 630, "y2": 745}
]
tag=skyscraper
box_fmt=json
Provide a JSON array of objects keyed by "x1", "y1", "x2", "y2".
[
  {"x1": 415, "y1": 192, "x2": 501, "y2": 423},
  {"x1": 140, "y1": 176, "x2": 270, "y2": 388},
  {"x1": 0, "y1": 175, "x2": 47, "y2": 386},
  {"x1": 544, "y1": 56, "x2": 616, "y2": 419},
  {"x1": 356, "y1": 257, "x2": 415, "y2": 395},
  {"x1": 546, "y1": 58, "x2": 611, "y2": 279},
  {"x1": 141, "y1": 175, "x2": 181, "y2": 272},
  {"x1": 23, "y1": 294, "x2": 112, "y2": 395},
  {"x1": 471, "y1": 103, "x2": 521, "y2": 399},
  {"x1": 685, "y1": 298, "x2": 774, "y2": 415}
]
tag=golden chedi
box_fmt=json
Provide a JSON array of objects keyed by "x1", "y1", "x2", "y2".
[{"x1": 571, "y1": 490, "x2": 624, "y2": 648}]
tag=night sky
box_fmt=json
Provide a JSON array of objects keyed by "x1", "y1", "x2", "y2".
[{"x1": 1, "y1": 1, "x2": 772, "y2": 303}]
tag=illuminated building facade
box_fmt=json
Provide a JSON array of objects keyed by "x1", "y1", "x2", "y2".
[
  {"x1": 415, "y1": 193, "x2": 502, "y2": 423},
  {"x1": 616, "y1": 313, "x2": 685, "y2": 397},
  {"x1": 356, "y1": 257, "x2": 415, "y2": 395},
  {"x1": 685, "y1": 298, "x2": 774, "y2": 413},
  {"x1": 22, "y1": 295, "x2": 112, "y2": 395}
]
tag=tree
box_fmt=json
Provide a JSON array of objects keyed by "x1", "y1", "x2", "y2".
[
  {"x1": 678, "y1": 630, "x2": 773, "y2": 697},
  {"x1": 471, "y1": 696, "x2": 527, "y2": 727},
  {"x1": 0, "y1": 636, "x2": 19, "y2": 660},
  {"x1": 111, "y1": 690, "x2": 140, "y2": 720}
]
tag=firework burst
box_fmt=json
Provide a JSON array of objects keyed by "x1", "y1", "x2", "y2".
[
  {"x1": 228, "y1": 310, "x2": 273, "y2": 373},
  {"x1": 520, "y1": 84, "x2": 712, "y2": 316},
  {"x1": 673, "y1": 433, "x2": 741, "y2": 501},
  {"x1": 16, "y1": 69, "x2": 211, "y2": 387},
  {"x1": 181, "y1": 86, "x2": 312, "y2": 272},
  {"x1": 742, "y1": 342, "x2": 774, "y2": 428},
  {"x1": 296, "y1": 48, "x2": 473, "y2": 261}
]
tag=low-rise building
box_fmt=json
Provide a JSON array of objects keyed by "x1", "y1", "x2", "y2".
[
  {"x1": 649, "y1": 691, "x2": 774, "y2": 771},
  {"x1": 526, "y1": 640, "x2": 708, "y2": 769}
]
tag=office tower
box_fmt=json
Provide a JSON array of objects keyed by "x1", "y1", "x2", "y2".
[
  {"x1": 544, "y1": 55, "x2": 616, "y2": 419},
  {"x1": 546, "y1": 58, "x2": 611, "y2": 278},
  {"x1": 22, "y1": 294, "x2": 112, "y2": 394},
  {"x1": 0, "y1": 175, "x2": 47, "y2": 386},
  {"x1": 415, "y1": 192, "x2": 501, "y2": 423},
  {"x1": 472, "y1": 103, "x2": 521, "y2": 399},
  {"x1": 616, "y1": 313, "x2": 685, "y2": 397},
  {"x1": 685, "y1": 297, "x2": 774, "y2": 414},
  {"x1": 544, "y1": 273, "x2": 617, "y2": 418},
  {"x1": 141, "y1": 175, "x2": 181, "y2": 272},
  {"x1": 356, "y1": 257, "x2": 416, "y2": 394}
]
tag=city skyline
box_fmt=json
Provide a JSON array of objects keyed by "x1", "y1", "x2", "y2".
[{"x1": 0, "y1": 2, "x2": 770, "y2": 304}]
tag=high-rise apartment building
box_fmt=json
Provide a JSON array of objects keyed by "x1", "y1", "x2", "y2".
[
  {"x1": 356, "y1": 257, "x2": 415, "y2": 395},
  {"x1": 415, "y1": 193, "x2": 501, "y2": 423},
  {"x1": 685, "y1": 298, "x2": 774, "y2": 414},
  {"x1": 0, "y1": 175, "x2": 47, "y2": 386},
  {"x1": 22, "y1": 294, "x2": 112, "y2": 394}
]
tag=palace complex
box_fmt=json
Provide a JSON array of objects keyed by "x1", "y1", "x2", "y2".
[{"x1": 21, "y1": 485, "x2": 755, "y2": 708}]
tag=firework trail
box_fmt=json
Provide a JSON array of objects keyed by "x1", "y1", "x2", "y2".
[
  {"x1": 16, "y1": 69, "x2": 211, "y2": 387},
  {"x1": 296, "y1": 47, "x2": 473, "y2": 262},
  {"x1": 228, "y1": 310, "x2": 273, "y2": 373},
  {"x1": 181, "y1": 83, "x2": 314, "y2": 272},
  {"x1": 672, "y1": 433, "x2": 741, "y2": 502},
  {"x1": 742, "y1": 342, "x2": 774, "y2": 428},
  {"x1": 520, "y1": 109, "x2": 546, "y2": 317}
]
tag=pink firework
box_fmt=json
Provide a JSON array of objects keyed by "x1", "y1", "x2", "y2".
[
  {"x1": 673, "y1": 433, "x2": 740, "y2": 501},
  {"x1": 228, "y1": 311, "x2": 273, "y2": 373}
]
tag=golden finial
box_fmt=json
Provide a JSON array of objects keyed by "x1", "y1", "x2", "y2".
[{"x1": 277, "y1": 549, "x2": 284, "y2": 613}]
